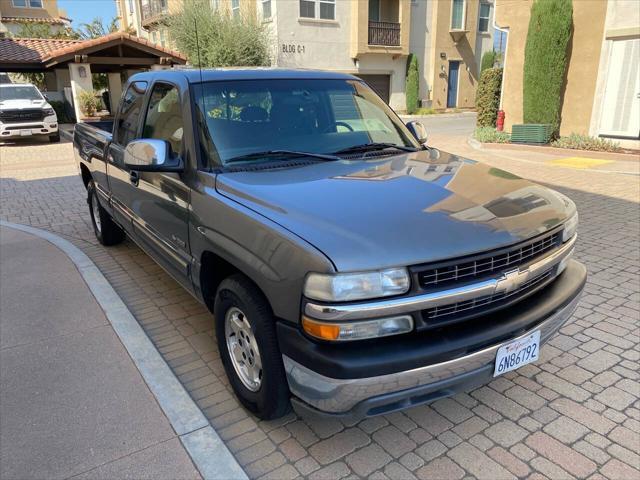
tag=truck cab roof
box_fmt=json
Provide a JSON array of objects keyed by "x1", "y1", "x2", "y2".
[{"x1": 128, "y1": 68, "x2": 360, "y2": 84}]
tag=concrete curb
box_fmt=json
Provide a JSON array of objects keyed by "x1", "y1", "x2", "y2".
[
  {"x1": 401, "y1": 111, "x2": 477, "y2": 120},
  {"x1": 467, "y1": 136, "x2": 640, "y2": 161},
  {"x1": 0, "y1": 221, "x2": 248, "y2": 480}
]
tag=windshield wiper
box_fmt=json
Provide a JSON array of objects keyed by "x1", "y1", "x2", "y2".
[
  {"x1": 226, "y1": 150, "x2": 341, "y2": 164},
  {"x1": 332, "y1": 142, "x2": 418, "y2": 155}
]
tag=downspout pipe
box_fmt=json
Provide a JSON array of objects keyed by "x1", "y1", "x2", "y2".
[{"x1": 493, "y1": 3, "x2": 510, "y2": 111}]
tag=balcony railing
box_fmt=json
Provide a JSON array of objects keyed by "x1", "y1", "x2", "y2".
[
  {"x1": 141, "y1": 0, "x2": 168, "y2": 24},
  {"x1": 368, "y1": 21, "x2": 400, "y2": 46}
]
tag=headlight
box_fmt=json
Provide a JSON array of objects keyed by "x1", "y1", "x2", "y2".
[
  {"x1": 304, "y1": 268, "x2": 410, "y2": 302},
  {"x1": 302, "y1": 315, "x2": 413, "y2": 341},
  {"x1": 562, "y1": 212, "x2": 578, "y2": 242},
  {"x1": 43, "y1": 108, "x2": 55, "y2": 117}
]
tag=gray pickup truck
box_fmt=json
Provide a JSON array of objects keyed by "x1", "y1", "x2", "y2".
[{"x1": 74, "y1": 69, "x2": 586, "y2": 423}]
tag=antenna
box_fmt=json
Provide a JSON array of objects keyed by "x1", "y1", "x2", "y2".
[{"x1": 193, "y1": 15, "x2": 214, "y2": 170}]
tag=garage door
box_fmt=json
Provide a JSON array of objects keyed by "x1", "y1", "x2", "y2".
[{"x1": 357, "y1": 74, "x2": 391, "y2": 104}]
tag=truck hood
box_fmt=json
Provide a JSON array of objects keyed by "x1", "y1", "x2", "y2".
[
  {"x1": 216, "y1": 149, "x2": 574, "y2": 272},
  {"x1": 0, "y1": 99, "x2": 49, "y2": 110}
]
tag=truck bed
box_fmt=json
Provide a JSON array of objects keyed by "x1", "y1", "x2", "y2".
[{"x1": 74, "y1": 121, "x2": 113, "y2": 162}]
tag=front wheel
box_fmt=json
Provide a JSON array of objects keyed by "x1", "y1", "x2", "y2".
[
  {"x1": 214, "y1": 274, "x2": 291, "y2": 419},
  {"x1": 87, "y1": 180, "x2": 125, "y2": 246}
]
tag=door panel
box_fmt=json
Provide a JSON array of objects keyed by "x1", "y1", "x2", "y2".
[
  {"x1": 107, "y1": 81, "x2": 148, "y2": 230},
  {"x1": 130, "y1": 82, "x2": 192, "y2": 289},
  {"x1": 599, "y1": 38, "x2": 640, "y2": 138},
  {"x1": 447, "y1": 61, "x2": 460, "y2": 108}
]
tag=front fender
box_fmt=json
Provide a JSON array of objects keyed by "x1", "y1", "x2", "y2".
[{"x1": 189, "y1": 172, "x2": 335, "y2": 323}]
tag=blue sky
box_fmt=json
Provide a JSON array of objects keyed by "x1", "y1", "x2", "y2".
[{"x1": 58, "y1": 0, "x2": 117, "y2": 28}]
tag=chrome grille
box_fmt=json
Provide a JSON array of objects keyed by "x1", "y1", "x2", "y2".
[
  {"x1": 417, "y1": 231, "x2": 561, "y2": 289},
  {"x1": 423, "y1": 270, "x2": 553, "y2": 322}
]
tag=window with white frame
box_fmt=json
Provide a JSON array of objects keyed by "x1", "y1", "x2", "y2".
[
  {"x1": 478, "y1": 2, "x2": 490, "y2": 32},
  {"x1": 299, "y1": 0, "x2": 335, "y2": 20},
  {"x1": 451, "y1": 0, "x2": 465, "y2": 30},
  {"x1": 262, "y1": 0, "x2": 272, "y2": 19},
  {"x1": 231, "y1": 0, "x2": 240, "y2": 17},
  {"x1": 12, "y1": 0, "x2": 44, "y2": 7}
]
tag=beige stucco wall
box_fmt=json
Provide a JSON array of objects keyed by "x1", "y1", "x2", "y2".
[
  {"x1": 496, "y1": 0, "x2": 607, "y2": 135},
  {"x1": 0, "y1": 0, "x2": 64, "y2": 19},
  {"x1": 429, "y1": 0, "x2": 481, "y2": 109}
]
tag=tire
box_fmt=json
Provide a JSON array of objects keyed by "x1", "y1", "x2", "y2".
[
  {"x1": 87, "y1": 180, "x2": 125, "y2": 246},
  {"x1": 214, "y1": 274, "x2": 291, "y2": 419},
  {"x1": 49, "y1": 133, "x2": 60, "y2": 143}
]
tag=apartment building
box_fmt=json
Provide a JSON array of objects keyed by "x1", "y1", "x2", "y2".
[
  {"x1": 0, "y1": 0, "x2": 70, "y2": 37},
  {"x1": 115, "y1": 0, "x2": 494, "y2": 112},
  {"x1": 496, "y1": 0, "x2": 639, "y2": 147}
]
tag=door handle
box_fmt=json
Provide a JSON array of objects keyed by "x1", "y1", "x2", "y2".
[{"x1": 129, "y1": 171, "x2": 139, "y2": 186}]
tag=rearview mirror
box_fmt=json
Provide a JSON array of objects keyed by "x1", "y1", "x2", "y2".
[
  {"x1": 406, "y1": 121, "x2": 428, "y2": 145},
  {"x1": 124, "y1": 139, "x2": 183, "y2": 172}
]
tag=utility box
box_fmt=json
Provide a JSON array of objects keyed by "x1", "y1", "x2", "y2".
[{"x1": 511, "y1": 124, "x2": 553, "y2": 144}]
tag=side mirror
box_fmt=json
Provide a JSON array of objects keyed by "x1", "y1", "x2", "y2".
[
  {"x1": 124, "y1": 139, "x2": 183, "y2": 172},
  {"x1": 406, "y1": 121, "x2": 428, "y2": 145}
]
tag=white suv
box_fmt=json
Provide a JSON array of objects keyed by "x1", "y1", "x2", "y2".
[{"x1": 0, "y1": 83, "x2": 59, "y2": 142}]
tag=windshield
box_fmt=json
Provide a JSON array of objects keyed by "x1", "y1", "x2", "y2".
[
  {"x1": 193, "y1": 79, "x2": 420, "y2": 165},
  {"x1": 0, "y1": 85, "x2": 43, "y2": 102}
]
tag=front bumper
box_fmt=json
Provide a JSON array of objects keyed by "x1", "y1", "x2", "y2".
[
  {"x1": 281, "y1": 260, "x2": 586, "y2": 423},
  {"x1": 0, "y1": 119, "x2": 58, "y2": 139}
]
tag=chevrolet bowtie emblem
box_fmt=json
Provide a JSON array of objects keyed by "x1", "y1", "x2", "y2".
[{"x1": 495, "y1": 268, "x2": 530, "y2": 294}]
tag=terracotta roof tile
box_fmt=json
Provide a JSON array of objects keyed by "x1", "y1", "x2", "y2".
[
  {"x1": 41, "y1": 32, "x2": 186, "y2": 62},
  {"x1": 1, "y1": 16, "x2": 70, "y2": 25},
  {"x1": 0, "y1": 37, "x2": 81, "y2": 64},
  {"x1": 0, "y1": 33, "x2": 186, "y2": 66}
]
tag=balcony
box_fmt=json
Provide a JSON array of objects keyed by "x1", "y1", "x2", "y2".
[
  {"x1": 351, "y1": 0, "x2": 409, "y2": 57},
  {"x1": 141, "y1": 0, "x2": 168, "y2": 26},
  {"x1": 368, "y1": 21, "x2": 400, "y2": 46}
]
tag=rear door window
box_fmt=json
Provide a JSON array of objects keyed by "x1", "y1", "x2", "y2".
[{"x1": 115, "y1": 81, "x2": 147, "y2": 146}]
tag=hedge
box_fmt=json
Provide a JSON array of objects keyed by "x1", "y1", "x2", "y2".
[
  {"x1": 475, "y1": 67, "x2": 503, "y2": 127},
  {"x1": 405, "y1": 53, "x2": 419, "y2": 114},
  {"x1": 480, "y1": 51, "x2": 497, "y2": 73},
  {"x1": 523, "y1": 0, "x2": 573, "y2": 136}
]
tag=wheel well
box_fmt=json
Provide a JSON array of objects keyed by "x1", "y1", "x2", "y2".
[
  {"x1": 80, "y1": 163, "x2": 92, "y2": 189},
  {"x1": 200, "y1": 251, "x2": 241, "y2": 311},
  {"x1": 200, "y1": 251, "x2": 276, "y2": 316}
]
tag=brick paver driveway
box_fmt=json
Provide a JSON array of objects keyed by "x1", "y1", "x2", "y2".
[{"x1": 1, "y1": 137, "x2": 638, "y2": 479}]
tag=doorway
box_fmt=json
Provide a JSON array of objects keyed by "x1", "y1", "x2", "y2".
[{"x1": 447, "y1": 61, "x2": 461, "y2": 108}]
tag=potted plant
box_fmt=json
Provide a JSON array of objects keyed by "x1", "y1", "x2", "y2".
[{"x1": 78, "y1": 90, "x2": 100, "y2": 119}]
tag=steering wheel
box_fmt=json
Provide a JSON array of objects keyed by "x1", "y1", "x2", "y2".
[{"x1": 324, "y1": 121, "x2": 354, "y2": 133}]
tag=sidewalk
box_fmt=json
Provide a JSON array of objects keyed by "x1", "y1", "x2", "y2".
[{"x1": 0, "y1": 226, "x2": 201, "y2": 480}]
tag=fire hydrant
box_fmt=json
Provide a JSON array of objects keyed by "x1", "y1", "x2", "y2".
[{"x1": 497, "y1": 110, "x2": 505, "y2": 132}]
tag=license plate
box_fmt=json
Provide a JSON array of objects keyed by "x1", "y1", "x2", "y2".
[
  {"x1": 494, "y1": 330, "x2": 540, "y2": 377},
  {"x1": 20, "y1": 130, "x2": 32, "y2": 136}
]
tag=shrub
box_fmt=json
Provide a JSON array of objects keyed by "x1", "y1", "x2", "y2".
[
  {"x1": 414, "y1": 107, "x2": 437, "y2": 115},
  {"x1": 49, "y1": 100, "x2": 72, "y2": 123},
  {"x1": 551, "y1": 133, "x2": 621, "y2": 152},
  {"x1": 405, "y1": 53, "x2": 419, "y2": 114},
  {"x1": 167, "y1": 0, "x2": 271, "y2": 67},
  {"x1": 480, "y1": 51, "x2": 497, "y2": 73},
  {"x1": 523, "y1": 0, "x2": 573, "y2": 137},
  {"x1": 78, "y1": 90, "x2": 100, "y2": 117},
  {"x1": 475, "y1": 67, "x2": 503, "y2": 127},
  {"x1": 474, "y1": 127, "x2": 511, "y2": 143}
]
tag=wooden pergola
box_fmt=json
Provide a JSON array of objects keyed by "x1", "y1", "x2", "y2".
[{"x1": 0, "y1": 32, "x2": 187, "y2": 120}]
